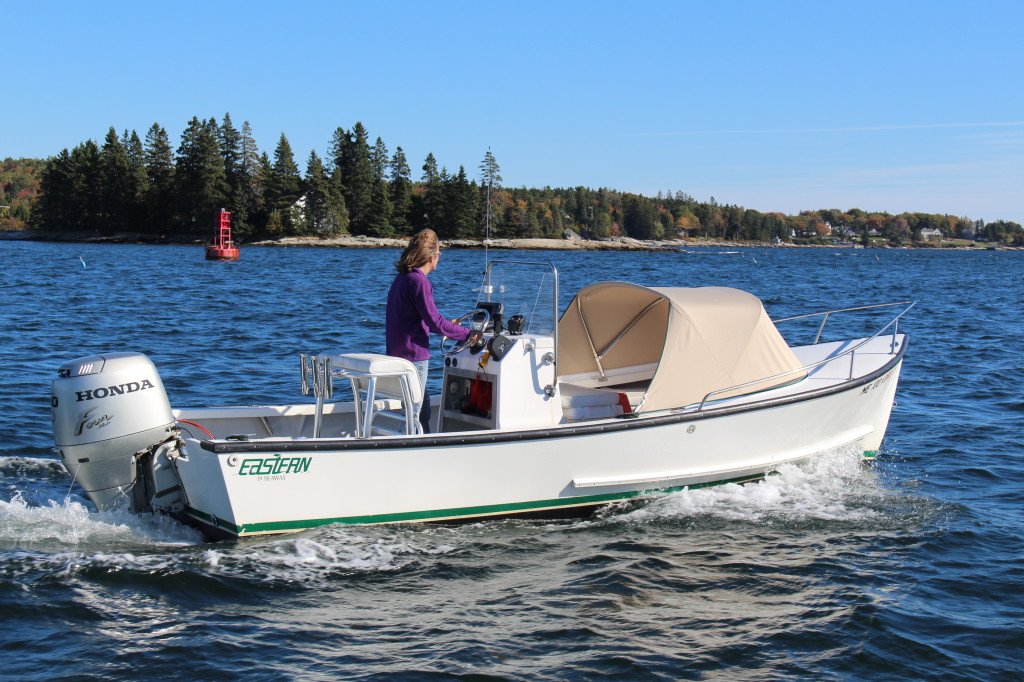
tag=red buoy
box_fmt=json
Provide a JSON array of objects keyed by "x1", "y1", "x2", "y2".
[{"x1": 205, "y1": 210, "x2": 240, "y2": 261}]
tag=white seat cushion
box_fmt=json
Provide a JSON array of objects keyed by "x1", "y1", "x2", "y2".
[
  {"x1": 323, "y1": 352, "x2": 422, "y2": 403},
  {"x1": 559, "y1": 382, "x2": 630, "y2": 420},
  {"x1": 559, "y1": 382, "x2": 625, "y2": 408},
  {"x1": 564, "y1": 403, "x2": 624, "y2": 420}
]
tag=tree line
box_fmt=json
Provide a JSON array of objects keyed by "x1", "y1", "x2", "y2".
[{"x1": 9, "y1": 114, "x2": 1024, "y2": 246}]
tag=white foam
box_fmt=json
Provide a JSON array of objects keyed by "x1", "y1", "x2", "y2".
[
  {"x1": 603, "y1": 446, "x2": 892, "y2": 526},
  {"x1": 0, "y1": 492, "x2": 203, "y2": 547}
]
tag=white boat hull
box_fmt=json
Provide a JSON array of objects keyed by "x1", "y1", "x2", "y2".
[{"x1": 173, "y1": 348, "x2": 903, "y2": 538}]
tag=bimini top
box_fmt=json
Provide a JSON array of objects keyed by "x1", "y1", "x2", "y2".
[{"x1": 557, "y1": 283, "x2": 807, "y2": 412}]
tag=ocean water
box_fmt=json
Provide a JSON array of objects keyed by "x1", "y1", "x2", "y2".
[{"x1": 0, "y1": 241, "x2": 1021, "y2": 680}]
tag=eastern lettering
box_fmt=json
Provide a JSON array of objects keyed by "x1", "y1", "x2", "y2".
[{"x1": 238, "y1": 456, "x2": 312, "y2": 477}]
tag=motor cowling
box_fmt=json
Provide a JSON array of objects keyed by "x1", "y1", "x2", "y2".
[{"x1": 51, "y1": 352, "x2": 175, "y2": 511}]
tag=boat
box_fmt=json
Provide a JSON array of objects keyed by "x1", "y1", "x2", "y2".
[
  {"x1": 49, "y1": 260, "x2": 912, "y2": 540},
  {"x1": 204, "y1": 209, "x2": 239, "y2": 260}
]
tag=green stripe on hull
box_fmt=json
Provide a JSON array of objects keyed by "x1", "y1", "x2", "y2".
[
  {"x1": 188, "y1": 472, "x2": 766, "y2": 537},
  {"x1": 863, "y1": 450, "x2": 878, "y2": 460}
]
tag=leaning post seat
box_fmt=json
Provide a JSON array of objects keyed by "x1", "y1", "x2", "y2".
[{"x1": 322, "y1": 352, "x2": 423, "y2": 437}]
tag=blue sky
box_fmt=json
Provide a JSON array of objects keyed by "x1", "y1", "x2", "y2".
[{"x1": 4, "y1": 0, "x2": 1022, "y2": 223}]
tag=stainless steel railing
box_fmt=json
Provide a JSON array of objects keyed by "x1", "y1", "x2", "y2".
[{"x1": 774, "y1": 300, "x2": 916, "y2": 346}]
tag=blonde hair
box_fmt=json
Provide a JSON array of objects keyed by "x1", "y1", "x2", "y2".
[{"x1": 395, "y1": 229, "x2": 439, "y2": 273}]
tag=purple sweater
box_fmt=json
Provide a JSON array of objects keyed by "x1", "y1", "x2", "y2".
[{"x1": 385, "y1": 267, "x2": 470, "y2": 361}]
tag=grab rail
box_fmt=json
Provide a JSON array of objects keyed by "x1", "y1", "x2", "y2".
[
  {"x1": 693, "y1": 300, "x2": 915, "y2": 411},
  {"x1": 773, "y1": 300, "x2": 915, "y2": 345}
]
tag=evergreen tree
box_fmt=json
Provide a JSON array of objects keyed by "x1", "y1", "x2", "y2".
[
  {"x1": 143, "y1": 123, "x2": 175, "y2": 233},
  {"x1": 303, "y1": 150, "x2": 348, "y2": 235},
  {"x1": 266, "y1": 133, "x2": 301, "y2": 210},
  {"x1": 388, "y1": 146, "x2": 413, "y2": 234},
  {"x1": 236, "y1": 120, "x2": 264, "y2": 237},
  {"x1": 440, "y1": 166, "x2": 478, "y2": 239},
  {"x1": 101, "y1": 127, "x2": 132, "y2": 232},
  {"x1": 35, "y1": 149, "x2": 76, "y2": 230},
  {"x1": 478, "y1": 148, "x2": 502, "y2": 189},
  {"x1": 339, "y1": 122, "x2": 374, "y2": 235},
  {"x1": 328, "y1": 160, "x2": 350, "y2": 235},
  {"x1": 303, "y1": 150, "x2": 328, "y2": 234},
  {"x1": 122, "y1": 129, "x2": 149, "y2": 231},
  {"x1": 590, "y1": 189, "x2": 614, "y2": 239},
  {"x1": 175, "y1": 117, "x2": 228, "y2": 231},
  {"x1": 328, "y1": 126, "x2": 348, "y2": 180},
  {"x1": 741, "y1": 208, "x2": 762, "y2": 241},
  {"x1": 259, "y1": 152, "x2": 273, "y2": 189},
  {"x1": 201, "y1": 117, "x2": 229, "y2": 219},
  {"x1": 421, "y1": 152, "x2": 440, "y2": 184},
  {"x1": 371, "y1": 136, "x2": 389, "y2": 180},
  {"x1": 72, "y1": 140, "x2": 104, "y2": 232},
  {"x1": 418, "y1": 153, "x2": 443, "y2": 233},
  {"x1": 365, "y1": 177, "x2": 393, "y2": 237},
  {"x1": 327, "y1": 126, "x2": 349, "y2": 230},
  {"x1": 219, "y1": 113, "x2": 243, "y2": 215},
  {"x1": 592, "y1": 210, "x2": 612, "y2": 239},
  {"x1": 478, "y1": 148, "x2": 502, "y2": 238},
  {"x1": 265, "y1": 133, "x2": 301, "y2": 234}
]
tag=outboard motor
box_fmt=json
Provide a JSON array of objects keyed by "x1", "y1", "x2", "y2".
[{"x1": 51, "y1": 352, "x2": 176, "y2": 511}]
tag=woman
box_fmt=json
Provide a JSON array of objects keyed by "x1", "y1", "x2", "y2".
[{"x1": 386, "y1": 229, "x2": 480, "y2": 433}]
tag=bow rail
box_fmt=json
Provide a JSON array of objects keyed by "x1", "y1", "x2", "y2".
[{"x1": 693, "y1": 301, "x2": 915, "y2": 411}]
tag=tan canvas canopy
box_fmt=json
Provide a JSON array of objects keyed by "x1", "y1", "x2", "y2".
[{"x1": 557, "y1": 283, "x2": 807, "y2": 412}]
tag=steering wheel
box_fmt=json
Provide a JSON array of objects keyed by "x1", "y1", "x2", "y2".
[{"x1": 440, "y1": 308, "x2": 491, "y2": 356}]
